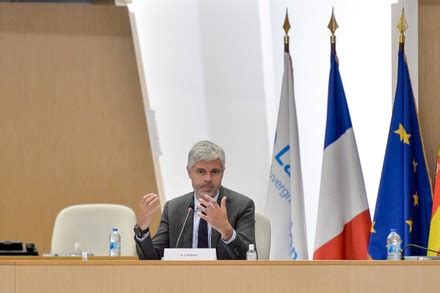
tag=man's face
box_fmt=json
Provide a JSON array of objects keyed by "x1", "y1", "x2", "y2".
[{"x1": 187, "y1": 159, "x2": 224, "y2": 198}]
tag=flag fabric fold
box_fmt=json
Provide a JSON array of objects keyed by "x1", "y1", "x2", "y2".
[
  {"x1": 313, "y1": 51, "x2": 371, "y2": 260},
  {"x1": 265, "y1": 52, "x2": 308, "y2": 260},
  {"x1": 428, "y1": 146, "x2": 440, "y2": 255},
  {"x1": 368, "y1": 46, "x2": 433, "y2": 259}
]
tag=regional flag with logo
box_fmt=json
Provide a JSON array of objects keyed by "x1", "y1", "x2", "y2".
[
  {"x1": 368, "y1": 43, "x2": 433, "y2": 259},
  {"x1": 313, "y1": 44, "x2": 371, "y2": 260},
  {"x1": 428, "y1": 146, "x2": 440, "y2": 255},
  {"x1": 265, "y1": 14, "x2": 308, "y2": 260}
]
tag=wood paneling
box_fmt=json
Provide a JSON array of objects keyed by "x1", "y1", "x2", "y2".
[
  {"x1": 349, "y1": 261, "x2": 440, "y2": 292},
  {"x1": 0, "y1": 259, "x2": 439, "y2": 293},
  {"x1": 419, "y1": 1, "x2": 440, "y2": 182},
  {"x1": 0, "y1": 263, "x2": 15, "y2": 293},
  {"x1": 13, "y1": 260, "x2": 348, "y2": 293},
  {"x1": 0, "y1": 3, "x2": 159, "y2": 254}
]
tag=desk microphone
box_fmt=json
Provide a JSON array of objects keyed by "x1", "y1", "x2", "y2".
[
  {"x1": 400, "y1": 243, "x2": 440, "y2": 260},
  {"x1": 175, "y1": 205, "x2": 193, "y2": 248}
]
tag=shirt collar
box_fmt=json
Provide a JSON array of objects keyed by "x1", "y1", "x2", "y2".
[{"x1": 193, "y1": 190, "x2": 220, "y2": 212}]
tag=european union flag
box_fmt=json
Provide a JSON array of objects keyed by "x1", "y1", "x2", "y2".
[{"x1": 368, "y1": 45, "x2": 433, "y2": 259}]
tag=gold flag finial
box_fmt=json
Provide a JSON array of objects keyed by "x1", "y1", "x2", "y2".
[
  {"x1": 283, "y1": 8, "x2": 291, "y2": 52},
  {"x1": 283, "y1": 9, "x2": 291, "y2": 35},
  {"x1": 397, "y1": 7, "x2": 408, "y2": 44},
  {"x1": 327, "y1": 7, "x2": 338, "y2": 44}
]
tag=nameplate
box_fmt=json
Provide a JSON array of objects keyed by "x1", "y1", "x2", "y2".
[{"x1": 163, "y1": 248, "x2": 216, "y2": 260}]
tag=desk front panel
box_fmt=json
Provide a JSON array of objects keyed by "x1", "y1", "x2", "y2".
[
  {"x1": 14, "y1": 260, "x2": 346, "y2": 293},
  {"x1": 1, "y1": 259, "x2": 439, "y2": 293}
]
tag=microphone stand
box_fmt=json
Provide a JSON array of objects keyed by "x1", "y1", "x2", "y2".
[
  {"x1": 175, "y1": 205, "x2": 193, "y2": 248},
  {"x1": 400, "y1": 243, "x2": 440, "y2": 260}
]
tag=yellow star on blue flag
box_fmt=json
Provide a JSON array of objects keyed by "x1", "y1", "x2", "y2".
[{"x1": 394, "y1": 123, "x2": 411, "y2": 144}]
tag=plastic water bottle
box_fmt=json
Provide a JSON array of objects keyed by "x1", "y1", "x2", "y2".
[
  {"x1": 386, "y1": 229, "x2": 402, "y2": 260},
  {"x1": 70, "y1": 242, "x2": 82, "y2": 256},
  {"x1": 246, "y1": 244, "x2": 257, "y2": 260},
  {"x1": 109, "y1": 228, "x2": 121, "y2": 256}
]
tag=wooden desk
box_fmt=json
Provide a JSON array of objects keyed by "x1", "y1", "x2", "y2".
[{"x1": 0, "y1": 258, "x2": 438, "y2": 292}]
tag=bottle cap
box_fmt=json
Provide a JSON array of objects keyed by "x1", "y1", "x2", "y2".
[
  {"x1": 113, "y1": 228, "x2": 118, "y2": 232},
  {"x1": 249, "y1": 244, "x2": 255, "y2": 250}
]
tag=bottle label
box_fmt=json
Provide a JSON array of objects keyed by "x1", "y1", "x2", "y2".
[
  {"x1": 387, "y1": 244, "x2": 400, "y2": 254},
  {"x1": 110, "y1": 241, "x2": 121, "y2": 250},
  {"x1": 246, "y1": 252, "x2": 258, "y2": 261}
]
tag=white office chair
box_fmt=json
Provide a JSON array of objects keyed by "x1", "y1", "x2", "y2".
[
  {"x1": 51, "y1": 203, "x2": 137, "y2": 256},
  {"x1": 255, "y1": 212, "x2": 271, "y2": 260}
]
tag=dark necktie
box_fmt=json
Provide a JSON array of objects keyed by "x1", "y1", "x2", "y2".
[{"x1": 197, "y1": 218, "x2": 209, "y2": 248}]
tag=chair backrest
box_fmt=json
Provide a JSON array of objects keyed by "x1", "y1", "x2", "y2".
[
  {"x1": 255, "y1": 212, "x2": 271, "y2": 260},
  {"x1": 51, "y1": 204, "x2": 137, "y2": 256}
]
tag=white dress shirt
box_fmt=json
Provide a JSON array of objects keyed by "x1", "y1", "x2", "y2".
[{"x1": 192, "y1": 191, "x2": 236, "y2": 248}]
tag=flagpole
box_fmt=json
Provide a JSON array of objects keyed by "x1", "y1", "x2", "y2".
[
  {"x1": 283, "y1": 9, "x2": 290, "y2": 53},
  {"x1": 313, "y1": 7, "x2": 372, "y2": 260},
  {"x1": 266, "y1": 8, "x2": 308, "y2": 260},
  {"x1": 368, "y1": 5, "x2": 433, "y2": 259}
]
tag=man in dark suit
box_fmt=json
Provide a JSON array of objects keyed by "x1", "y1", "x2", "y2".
[{"x1": 134, "y1": 140, "x2": 255, "y2": 260}]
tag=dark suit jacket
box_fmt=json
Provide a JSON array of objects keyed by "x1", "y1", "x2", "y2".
[{"x1": 136, "y1": 186, "x2": 255, "y2": 260}]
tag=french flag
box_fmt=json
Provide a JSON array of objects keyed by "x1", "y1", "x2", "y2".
[{"x1": 313, "y1": 49, "x2": 371, "y2": 260}]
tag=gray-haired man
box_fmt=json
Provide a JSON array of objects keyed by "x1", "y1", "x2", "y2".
[{"x1": 134, "y1": 140, "x2": 256, "y2": 260}]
